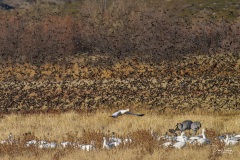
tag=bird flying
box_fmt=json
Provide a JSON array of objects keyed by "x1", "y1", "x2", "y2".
[{"x1": 110, "y1": 109, "x2": 145, "y2": 118}]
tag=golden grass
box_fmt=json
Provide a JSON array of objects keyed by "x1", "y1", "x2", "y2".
[
  {"x1": 1, "y1": 111, "x2": 240, "y2": 141},
  {"x1": 1, "y1": 147, "x2": 240, "y2": 160},
  {"x1": 0, "y1": 111, "x2": 240, "y2": 159}
]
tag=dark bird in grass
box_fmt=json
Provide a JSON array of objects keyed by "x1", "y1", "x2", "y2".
[
  {"x1": 190, "y1": 121, "x2": 202, "y2": 135},
  {"x1": 169, "y1": 120, "x2": 193, "y2": 135},
  {"x1": 110, "y1": 109, "x2": 145, "y2": 118},
  {"x1": 175, "y1": 120, "x2": 193, "y2": 133}
]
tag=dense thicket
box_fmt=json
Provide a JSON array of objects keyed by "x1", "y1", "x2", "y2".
[{"x1": 0, "y1": 0, "x2": 240, "y2": 64}]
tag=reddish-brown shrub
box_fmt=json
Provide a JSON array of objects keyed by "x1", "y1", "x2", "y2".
[{"x1": 0, "y1": 1, "x2": 240, "y2": 64}]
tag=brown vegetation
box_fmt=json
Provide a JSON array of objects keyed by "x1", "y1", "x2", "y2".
[{"x1": 1, "y1": 0, "x2": 240, "y2": 64}]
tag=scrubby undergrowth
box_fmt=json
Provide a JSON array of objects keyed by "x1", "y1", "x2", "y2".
[{"x1": 1, "y1": 0, "x2": 240, "y2": 64}]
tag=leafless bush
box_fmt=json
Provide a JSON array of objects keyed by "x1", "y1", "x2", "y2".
[{"x1": 0, "y1": 1, "x2": 240, "y2": 64}]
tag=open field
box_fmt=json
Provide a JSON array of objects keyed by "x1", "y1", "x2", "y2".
[{"x1": 0, "y1": 111, "x2": 240, "y2": 160}]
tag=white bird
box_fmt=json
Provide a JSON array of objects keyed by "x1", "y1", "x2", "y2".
[
  {"x1": 123, "y1": 137, "x2": 132, "y2": 145},
  {"x1": 197, "y1": 128, "x2": 210, "y2": 145},
  {"x1": 103, "y1": 137, "x2": 115, "y2": 149},
  {"x1": 231, "y1": 135, "x2": 240, "y2": 141},
  {"x1": 161, "y1": 141, "x2": 173, "y2": 148},
  {"x1": 38, "y1": 141, "x2": 57, "y2": 149},
  {"x1": 110, "y1": 109, "x2": 144, "y2": 118},
  {"x1": 38, "y1": 142, "x2": 47, "y2": 149},
  {"x1": 160, "y1": 133, "x2": 174, "y2": 141},
  {"x1": 47, "y1": 142, "x2": 58, "y2": 148},
  {"x1": 0, "y1": 140, "x2": 8, "y2": 145},
  {"x1": 187, "y1": 129, "x2": 205, "y2": 144},
  {"x1": 111, "y1": 141, "x2": 121, "y2": 147},
  {"x1": 103, "y1": 137, "x2": 120, "y2": 149},
  {"x1": 109, "y1": 132, "x2": 122, "y2": 143},
  {"x1": 174, "y1": 134, "x2": 188, "y2": 142},
  {"x1": 79, "y1": 141, "x2": 96, "y2": 151},
  {"x1": 109, "y1": 137, "x2": 122, "y2": 143},
  {"x1": 26, "y1": 140, "x2": 37, "y2": 147},
  {"x1": 173, "y1": 132, "x2": 186, "y2": 149},
  {"x1": 189, "y1": 134, "x2": 202, "y2": 140},
  {"x1": 60, "y1": 142, "x2": 73, "y2": 148},
  {"x1": 216, "y1": 135, "x2": 225, "y2": 142},
  {"x1": 234, "y1": 134, "x2": 240, "y2": 138},
  {"x1": 224, "y1": 135, "x2": 239, "y2": 146},
  {"x1": 38, "y1": 140, "x2": 47, "y2": 144}
]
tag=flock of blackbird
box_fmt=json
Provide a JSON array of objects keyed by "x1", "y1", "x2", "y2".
[{"x1": 0, "y1": 53, "x2": 239, "y2": 113}]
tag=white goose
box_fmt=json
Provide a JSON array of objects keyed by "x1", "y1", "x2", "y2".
[
  {"x1": 173, "y1": 132, "x2": 186, "y2": 149},
  {"x1": 26, "y1": 140, "x2": 37, "y2": 147},
  {"x1": 110, "y1": 109, "x2": 144, "y2": 118},
  {"x1": 60, "y1": 141, "x2": 73, "y2": 148},
  {"x1": 224, "y1": 135, "x2": 239, "y2": 146},
  {"x1": 174, "y1": 133, "x2": 188, "y2": 142},
  {"x1": 187, "y1": 128, "x2": 205, "y2": 144},
  {"x1": 38, "y1": 141, "x2": 57, "y2": 149},
  {"x1": 161, "y1": 141, "x2": 173, "y2": 148},
  {"x1": 79, "y1": 141, "x2": 96, "y2": 151},
  {"x1": 234, "y1": 134, "x2": 240, "y2": 138},
  {"x1": 123, "y1": 137, "x2": 132, "y2": 145},
  {"x1": 109, "y1": 132, "x2": 122, "y2": 144},
  {"x1": 231, "y1": 134, "x2": 240, "y2": 141},
  {"x1": 103, "y1": 137, "x2": 119, "y2": 149},
  {"x1": 197, "y1": 128, "x2": 210, "y2": 145}
]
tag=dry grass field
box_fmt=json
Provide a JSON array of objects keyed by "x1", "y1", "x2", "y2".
[{"x1": 0, "y1": 111, "x2": 239, "y2": 160}]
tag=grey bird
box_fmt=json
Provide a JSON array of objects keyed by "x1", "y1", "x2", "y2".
[
  {"x1": 191, "y1": 121, "x2": 202, "y2": 135},
  {"x1": 110, "y1": 109, "x2": 144, "y2": 118},
  {"x1": 8, "y1": 133, "x2": 13, "y2": 145},
  {"x1": 175, "y1": 120, "x2": 193, "y2": 133},
  {"x1": 8, "y1": 133, "x2": 13, "y2": 142}
]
